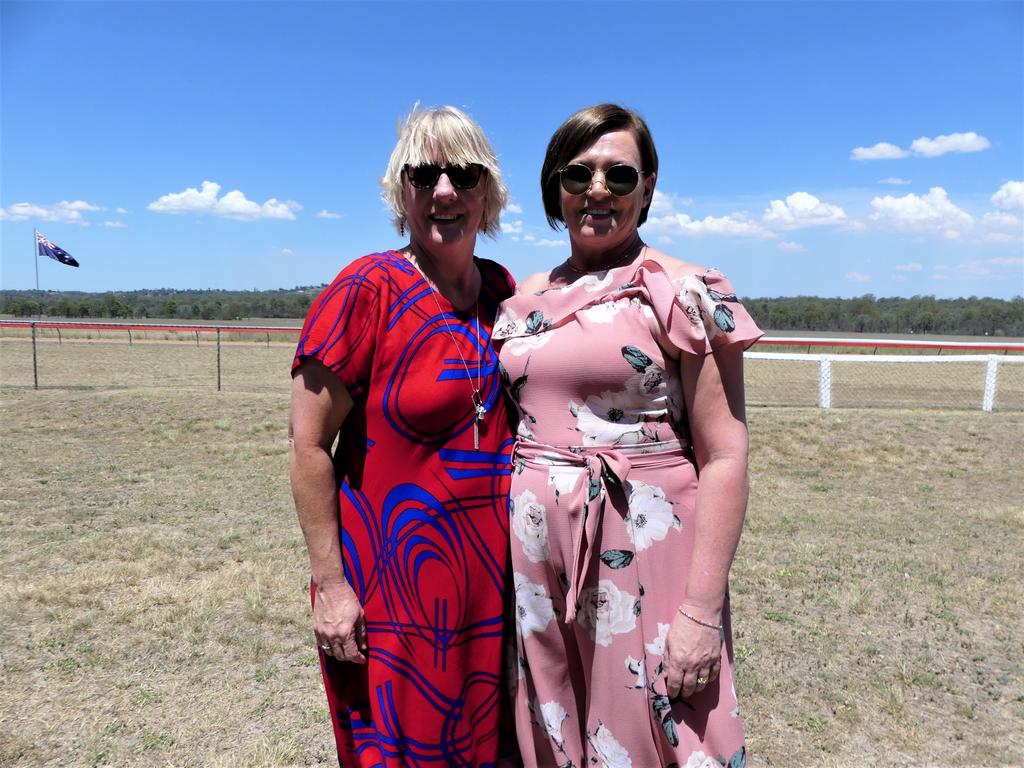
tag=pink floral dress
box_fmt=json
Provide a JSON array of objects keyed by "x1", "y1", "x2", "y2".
[{"x1": 492, "y1": 259, "x2": 762, "y2": 768}]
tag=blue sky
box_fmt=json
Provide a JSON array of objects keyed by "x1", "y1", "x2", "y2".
[{"x1": 2, "y1": 0, "x2": 1022, "y2": 300}]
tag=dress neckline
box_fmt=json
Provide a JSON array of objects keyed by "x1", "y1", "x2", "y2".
[{"x1": 392, "y1": 249, "x2": 484, "y2": 316}]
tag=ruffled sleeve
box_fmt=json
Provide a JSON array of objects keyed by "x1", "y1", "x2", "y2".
[
  {"x1": 491, "y1": 259, "x2": 762, "y2": 358},
  {"x1": 292, "y1": 255, "x2": 384, "y2": 398},
  {"x1": 637, "y1": 262, "x2": 763, "y2": 358}
]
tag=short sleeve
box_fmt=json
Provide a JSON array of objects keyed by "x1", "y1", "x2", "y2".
[
  {"x1": 478, "y1": 257, "x2": 517, "y2": 308},
  {"x1": 643, "y1": 263, "x2": 763, "y2": 357},
  {"x1": 292, "y1": 260, "x2": 382, "y2": 398}
]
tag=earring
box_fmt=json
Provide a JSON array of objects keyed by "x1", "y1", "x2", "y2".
[
  {"x1": 399, "y1": 219, "x2": 405, "y2": 237},
  {"x1": 481, "y1": 221, "x2": 488, "y2": 235}
]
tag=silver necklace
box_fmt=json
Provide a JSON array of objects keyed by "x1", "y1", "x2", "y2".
[
  {"x1": 565, "y1": 241, "x2": 646, "y2": 275},
  {"x1": 408, "y1": 252, "x2": 487, "y2": 450}
]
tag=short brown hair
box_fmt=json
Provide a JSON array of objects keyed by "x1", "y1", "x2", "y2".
[{"x1": 540, "y1": 104, "x2": 659, "y2": 229}]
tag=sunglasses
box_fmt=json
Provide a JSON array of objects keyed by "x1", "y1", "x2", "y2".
[
  {"x1": 404, "y1": 163, "x2": 485, "y2": 190},
  {"x1": 559, "y1": 164, "x2": 644, "y2": 196}
]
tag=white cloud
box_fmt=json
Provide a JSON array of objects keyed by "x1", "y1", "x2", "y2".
[
  {"x1": 982, "y1": 211, "x2": 1022, "y2": 229},
  {"x1": 147, "y1": 181, "x2": 301, "y2": 221},
  {"x1": 980, "y1": 211, "x2": 1024, "y2": 244},
  {"x1": 504, "y1": 202, "x2": 523, "y2": 214},
  {"x1": 851, "y1": 142, "x2": 910, "y2": 161},
  {"x1": 0, "y1": 200, "x2": 103, "y2": 224},
  {"x1": 950, "y1": 257, "x2": 1024, "y2": 280},
  {"x1": 502, "y1": 219, "x2": 524, "y2": 235},
  {"x1": 879, "y1": 177, "x2": 912, "y2": 186},
  {"x1": 869, "y1": 186, "x2": 973, "y2": 237},
  {"x1": 646, "y1": 191, "x2": 774, "y2": 239},
  {"x1": 102, "y1": 221, "x2": 127, "y2": 228},
  {"x1": 991, "y1": 181, "x2": 1024, "y2": 211},
  {"x1": 115, "y1": 207, "x2": 128, "y2": 214},
  {"x1": 845, "y1": 272, "x2": 871, "y2": 283},
  {"x1": 910, "y1": 131, "x2": 991, "y2": 157},
  {"x1": 647, "y1": 211, "x2": 775, "y2": 239},
  {"x1": 533, "y1": 238, "x2": 568, "y2": 247},
  {"x1": 763, "y1": 192, "x2": 848, "y2": 228},
  {"x1": 852, "y1": 132, "x2": 991, "y2": 162},
  {"x1": 777, "y1": 241, "x2": 806, "y2": 252},
  {"x1": 316, "y1": 209, "x2": 343, "y2": 219},
  {"x1": 894, "y1": 262, "x2": 923, "y2": 272},
  {"x1": 648, "y1": 190, "x2": 691, "y2": 216},
  {"x1": 281, "y1": 248, "x2": 294, "y2": 256}
]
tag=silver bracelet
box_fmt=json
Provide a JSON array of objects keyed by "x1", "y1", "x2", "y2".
[{"x1": 677, "y1": 607, "x2": 723, "y2": 631}]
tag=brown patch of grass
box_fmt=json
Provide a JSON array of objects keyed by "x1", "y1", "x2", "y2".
[
  {"x1": 737, "y1": 407, "x2": 1024, "y2": 766},
  {"x1": 0, "y1": 388, "x2": 335, "y2": 766},
  {"x1": 1, "y1": 352, "x2": 1022, "y2": 765}
]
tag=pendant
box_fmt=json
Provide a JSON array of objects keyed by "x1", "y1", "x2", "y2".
[{"x1": 472, "y1": 393, "x2": 486, "y2": 450}]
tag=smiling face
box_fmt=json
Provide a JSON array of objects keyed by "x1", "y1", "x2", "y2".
[
  {"x1": 403, "y1": 156, "x2": 487, "y2": 257},
  {"x1": 559, "y1": 129, "x2": 655, "y2": 260}
]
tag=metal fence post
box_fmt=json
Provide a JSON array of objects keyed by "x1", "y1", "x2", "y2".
[
  {"x1": 982, "y1": 355, "x2": 1000, "y2": 412},
  {"x1": 31, "y1": 322, "x2": 39, "y2": 390},
  {"x1": 818, "y1": 356, "x2": 832, "y2": 408},
  {"x1": 216, "y1": 327, "x2": 222, "y2": 392}
]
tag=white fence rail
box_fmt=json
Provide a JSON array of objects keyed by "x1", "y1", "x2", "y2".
[
  {"x1": 2, "y1": 322, "x2": 1023, "y2": 411},
  {"x1": 745, "y1": 352, "x2": 1024, "y2": 412}
]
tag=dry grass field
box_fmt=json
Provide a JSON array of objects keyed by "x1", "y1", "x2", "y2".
[{"x1": 1, "y1": 340, "x2": 1022, "y2": 767}]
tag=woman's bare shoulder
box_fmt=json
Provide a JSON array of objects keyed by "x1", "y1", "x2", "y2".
[
  {"x1": 642, "y1": 247, "x2": 706, "y2": 281},
  {"x1": 517, "y1": 270, "x2": 557, "y2": 294}
]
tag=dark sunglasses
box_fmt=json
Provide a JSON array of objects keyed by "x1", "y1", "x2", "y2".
[
  {"x1": 559, "y1": 164, "x2": 644, "y2": 196},
  {"x1": 404, "y1": 163, "x2": 485, "y2": 190}
]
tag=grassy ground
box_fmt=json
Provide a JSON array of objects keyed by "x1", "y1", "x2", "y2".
[{"x1": 1, "y1": 372, "x2": 1021, "y2": 765}]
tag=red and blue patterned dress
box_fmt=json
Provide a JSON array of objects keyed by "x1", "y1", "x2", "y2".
[{"x1": 293, "y1": 250, "x2": 516, "y2": 767}]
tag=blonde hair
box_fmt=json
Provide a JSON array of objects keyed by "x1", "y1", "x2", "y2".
[{"x1": 381, "y1": 105, "x2": 508, "y2": 239}]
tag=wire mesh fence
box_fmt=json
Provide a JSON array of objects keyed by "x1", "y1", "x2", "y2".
[
  {"x1": 746, "y1": 352, "x2": 1024, "y2": 411},
  {"x1": 2, "y1": 322, "x2": 1022, "y2": 411}
]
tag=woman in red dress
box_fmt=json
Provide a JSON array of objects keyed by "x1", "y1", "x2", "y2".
[{"x1": 289, "y1": 106, "x2": 516, "y2": 766}]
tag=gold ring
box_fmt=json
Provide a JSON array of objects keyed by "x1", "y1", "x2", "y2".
[{"x1": 696, "y1": 676, "x2": 708, "y2": 685}]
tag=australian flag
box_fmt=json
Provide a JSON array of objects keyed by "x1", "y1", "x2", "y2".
[{"x1": 36, "y1": 231, "x2": 79, "y2": 267}]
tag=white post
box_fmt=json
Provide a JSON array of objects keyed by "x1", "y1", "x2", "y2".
[
  {"x1": 982, "y1": 355, "x2": 1000, "y2": 412},
  {"x1": 818, "y1": 356, "x2": 832, "y2": 409}
]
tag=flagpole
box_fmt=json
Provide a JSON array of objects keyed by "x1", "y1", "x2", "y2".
[{"x1": 33, "y1": 228, "x2": 41, "y2": 319}]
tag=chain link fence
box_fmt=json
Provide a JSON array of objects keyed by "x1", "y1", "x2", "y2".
[
  {"x1": 2, "y1": 321, "x2": 1022, "y2": 411},
  {"x1": 746, "y1": 352, "x2": 1023, "y2": 411}
]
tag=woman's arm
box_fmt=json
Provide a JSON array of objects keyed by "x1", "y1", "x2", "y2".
[
  {"x1": 289, "y1": 359, "x2": 367, "y2": 663},
  {"x1": 664, "y1": 342, "x2": 750, "y2": 698}
]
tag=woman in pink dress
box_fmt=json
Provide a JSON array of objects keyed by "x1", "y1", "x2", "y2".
[{"x1": 493, "y1": 104, "x2": 762, "y2": 767}]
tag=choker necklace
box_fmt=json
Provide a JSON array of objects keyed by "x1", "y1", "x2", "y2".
[
  {"x1": 565, "y1": 241, "x2": 647, "y2": 275},
  {"x1": 406, "y1": 251, "x2": 487, "y2": 450}
]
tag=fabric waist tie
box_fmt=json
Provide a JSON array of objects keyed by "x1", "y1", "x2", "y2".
[{"x1": 513, "y1": 439, "x2": 691, "y2": 624}]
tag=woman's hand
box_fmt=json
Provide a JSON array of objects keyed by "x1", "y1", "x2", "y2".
[
  {"x1": 664, "y1": 605, "x2": 723, "y2": 699},
  {"x1": 313, "y1": 580, "x2": 367, "y2": 664}
]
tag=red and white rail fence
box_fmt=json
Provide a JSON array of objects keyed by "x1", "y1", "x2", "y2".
[{"x1": 2, "y1": 320, "x2": 1022, "y2": 411}]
